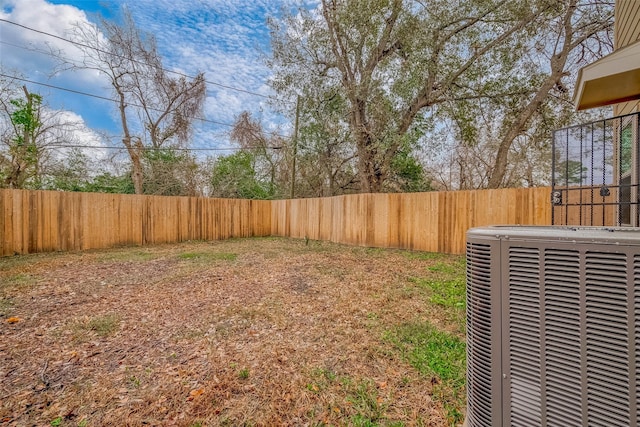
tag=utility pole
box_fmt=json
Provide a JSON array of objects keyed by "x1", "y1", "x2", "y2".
[{"x1": 290, "y1": 95, "x2": 301, "y2": 199}]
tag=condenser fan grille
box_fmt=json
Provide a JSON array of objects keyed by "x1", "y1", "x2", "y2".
[
  {"x1": 585, "y1": 252, "x2": 631, "y2": 427},
  {"x1": 543, "y1": 249, "x2": 582, "y2": 427},
  {"x1": 507, "y1": 247, "x2": 541, "y2": 426},
  {"x1": 466, "y1": 242, "x2": 495, "y2": 427}
]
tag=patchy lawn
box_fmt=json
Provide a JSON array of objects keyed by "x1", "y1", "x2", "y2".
[{"x1": 0, "y1": 238, "x2": 466, "y2": 427}]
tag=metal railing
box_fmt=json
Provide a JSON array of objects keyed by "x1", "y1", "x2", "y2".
[{"x1": 552, "y1": 111, "x2": 639, "y2": 226}]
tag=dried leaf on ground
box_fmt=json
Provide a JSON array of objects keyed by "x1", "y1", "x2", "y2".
[{"x1": 0, "y1": 238, "x2": 464, "y2": 426}]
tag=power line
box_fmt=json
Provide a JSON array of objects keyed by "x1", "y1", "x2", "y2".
[
  {"x1": 39, "y1": 143, "x2": 283, "y2": 154},
  {"x1": 0, "y1": 73, "x2": 291, "y2": 139},
  {"x1": 0, "y1": 36, "x2": 292, "y2": 138},
  {"x1": 0, "y1": 39, "x2": 48, "y2": 54},
  {"x1": 2, "y1": 73, "x2": 117, "y2": 103},
  {"x1": 44, "y1": 144, "x2": 244, "y2": 151},
  {"x1": 1, "y1": 73, "x2": 233, "y2": 127},
  {"x1": 0, "y1": 18, "x2": 291, "y2": 104}
]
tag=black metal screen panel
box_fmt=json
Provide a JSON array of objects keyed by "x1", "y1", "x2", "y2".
[{"x1": 551, "y1": 112, "x2": 640, "y2": 226}]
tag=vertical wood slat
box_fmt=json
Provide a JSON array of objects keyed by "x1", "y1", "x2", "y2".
[
  {"x1": 272, "y1": 187, "x2": 552, "y2": 254},
  {"x1": 1, "y1": 187, "x2": 552, "y2": 256},
  {"x1": 0, "y1": 190, "x2": 273, "y2": 256},
  {"x1": 0, "y1": 190, "x2": 9, "y2": 256}
]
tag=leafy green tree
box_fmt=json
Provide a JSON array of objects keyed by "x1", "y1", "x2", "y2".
[
  {"x1": 45, "y1": 149, "x2": 92, "y2": 192},
  {"x1": 0, "y1": 81, "x2": 84, "y2": 190},
  {"x1": 294, "y1": 91, "x2": 359, "y2": 197},
  {"x1": 210, "y1": 151, "x2": 274, "y2": 199},
  {"x1": 142, "y1": 148, "x2": 200, "y2": 196},
  {"x1": 269, "y1": 0, "x2": 527, "y2": 192},
  {"x1": 42, "y1": 148, "x2": 136, "y2": 194},
  {"x1": 1, "y1": 72, "x2": 106, "y2": 191},
  {"x1": 268, "y1": 0, "x2": 612, "y2": 191},
  {"x1": 1, "y1": 85, "x2": 42, "y2": 188},
  {"x1": 481, "y1": 0, "x2": 612, "y2": 187},
  {"x1": 556, "y1": 160, "x2": 588, "y2": 185},
  {"x1": 387, "y1": 147, "x2": 432, "y2": 192},
  {"x1": 84, "y1": 173, "x2": 135, "y2": 194}
]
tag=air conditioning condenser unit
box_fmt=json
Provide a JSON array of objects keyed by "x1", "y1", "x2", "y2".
[{"x1": 466, "y1": 226, "x2": 639, "y2": 427}]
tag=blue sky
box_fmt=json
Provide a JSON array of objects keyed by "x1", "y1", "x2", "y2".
[{"x1": 0, "y1": 0, "x2": 314, "y2": 156}]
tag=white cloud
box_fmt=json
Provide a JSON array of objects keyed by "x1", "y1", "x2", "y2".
[
  {"x1": 120, "y1": 0, "x2": 297, "y2": 151},
  {"x1": 1, "y1": 0, "x2": 304, "y2": 156},
  {"x1": 41, "y1": 108, "x2": 109, "y2": 161},
  {"x1": 0, "y1": 0, "x2": 106, "y2": 88}
]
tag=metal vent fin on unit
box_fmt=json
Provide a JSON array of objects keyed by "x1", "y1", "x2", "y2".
[
  {"x1": 465, "y1": 242, "x2": 493, "y2": 427},
  {"x1": 544, "y1": 249, "x2": 583, "y2": 427},
  {"x1": 508, "y1": 247, "x2": 542, "y2": 426},
  {"x1": 585, "y1": 252, "x2": 631, "y2": 427}
]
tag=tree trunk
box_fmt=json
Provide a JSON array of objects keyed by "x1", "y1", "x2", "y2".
[
  {"x1": 129, "y1": 138, "x2": 144, "y2": 195},
  {"x1": 116, "y1": 87, "x2": 144, "y2": 194},
  {"x1": 487, "y1": 1, "x2": 578, "y2": 189}
]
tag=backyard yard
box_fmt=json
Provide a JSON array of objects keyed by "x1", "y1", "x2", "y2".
[{"x1": 0, "y1": 238, "x2": 466, "y2": 427}]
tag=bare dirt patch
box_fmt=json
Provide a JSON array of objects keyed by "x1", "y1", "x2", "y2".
[{"x1": 0, "y1": 238, "x2": 465, "y2": 426}]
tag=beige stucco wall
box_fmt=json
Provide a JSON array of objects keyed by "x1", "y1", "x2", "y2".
[{"x1": 614, "y1": 0, "x2": 640, "y2": 115}]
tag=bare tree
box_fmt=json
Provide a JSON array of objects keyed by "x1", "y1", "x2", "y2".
[
  {"x1": 0, "y1": 77, "x2": 84, "y2": 189},
  {"x1": 63, "y1": 10, "x2": 206, "y2": 194},
  {"x1": 230, "y1": 111, "x2": 287, "y2": 197}
]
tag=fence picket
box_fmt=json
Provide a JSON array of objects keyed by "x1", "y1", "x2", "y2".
[{"x1": 0, "y1": 188, "x2": 551, "y2": 256}]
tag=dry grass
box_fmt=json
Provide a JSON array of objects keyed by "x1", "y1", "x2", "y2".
[{"x1": 0, "y1": 237, "x2": 465, "y2": 427}]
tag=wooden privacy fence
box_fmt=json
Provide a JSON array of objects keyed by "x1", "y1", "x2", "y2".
[
  {"x1": 0, "y1": 190, "x2": 271, "y2": 256},
  {"x1": 1, "y1": 187, "x2": 552, "y2": 256},
  {"x1": 271, "y1": 187, "x2": 552, "y2": 254}
]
